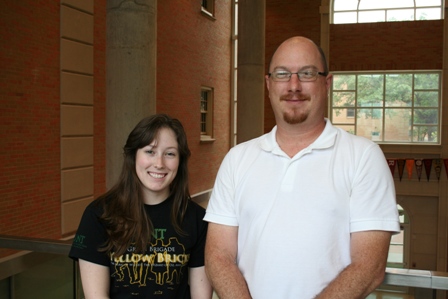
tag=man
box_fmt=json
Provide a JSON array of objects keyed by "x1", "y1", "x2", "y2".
[{"x1": 204, "y1": 36, "x2": 400, "y2": 299}]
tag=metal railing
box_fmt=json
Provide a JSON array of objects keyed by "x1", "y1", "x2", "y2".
[
  {"x1": 1, "y1": 234, "x2": 448, "y2": 298},
  {"x1": 0, "y1": 234, "x2": 79, "y2": 299}
]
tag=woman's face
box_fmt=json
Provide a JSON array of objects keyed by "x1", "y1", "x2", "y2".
[{"x1": 135, "y1": 127, "x2": 180, "y2": 205}]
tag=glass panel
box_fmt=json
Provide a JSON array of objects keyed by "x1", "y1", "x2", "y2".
[
  {"x1": 414, "y1": 91, "x2": 439, "y2": 107},
  {"x1": 388, "y1": 230, "x2": 404, "y2": 264},
  {"x1": 413, "y1": 109, "x2": 438, "y2": 124},
  {"x1": 332, "y1": 92, "x2": 355, "y2": 107},
  {"x1": 415, "y1": 0, "x2": 441, "y2": 6},
  {"x1": 412, "y1": 125, "x2": 438, "y2": 142},
  {"x1": 385, "y1": 74, "x2": 412, "y2": 107},
  {"x1": 356, "y1": 109, "x2": 383, "y2": 140},
  {"x1": 333, "y1": 0, "x2": 359, "y2": 11},
  {"x1": 359, "y1": 0, "x2": 414, "y2": 10},
  {"x1": 234, "y1": 3, "x2": 238, "y2": 34},
  {"x1": 384, "y1": 108, "x2": 411, "y2": 142},
  {"x1": 416, "y1": 8, "x2": 441, "y2": 20},
  {"x1": 335, "y1": 125, "x2": 356, "y2": 135},
  {"x1": 359, "y1": 10, "x2": 386, "y2": 23},
  {"x1": 414, "y1": 73, "x2": 439, "y2": 89},
  {"x1": 234, "y1": 39, "x2": 238, "y2": 68},
  {"x1": 332, "y1": 108, "x2": 356, "y2": 124},
  {"x1": 333, "y1": 74, "x2": 356, "y2": 90},
  {"x1": 358, "y1": 74, "x2": 384, "y2": 107},
  {"x1": 333, "y1": 12, "x2": 357, "y2": 24},
  {"x1": 387, "y1": 9, "x2": 414, "y2": 21},
  {"x1": 0, "y1": 278, "x2": 9, "y2": 298},
  {"x1": 14, "y1": 256, "x2": 74, "y2": 299}
]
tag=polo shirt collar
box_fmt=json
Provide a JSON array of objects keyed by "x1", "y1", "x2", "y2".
[{"x1": 260, "y1": 118, "x2": 338, "y2": 155}]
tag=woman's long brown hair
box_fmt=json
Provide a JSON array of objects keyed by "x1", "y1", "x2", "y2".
[{"x1": 98, "y1": 114, "x2": 191, "y2": 256}]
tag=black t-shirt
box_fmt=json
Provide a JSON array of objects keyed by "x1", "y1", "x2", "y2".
[{"x1": 69, "y1": 196, "x2": 208, "y2": 298}]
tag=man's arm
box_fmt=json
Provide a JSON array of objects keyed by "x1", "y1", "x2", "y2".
[
  {"x1": 204, "y1": 223, "x2": 252, "y2": 299},
  {"x1": 315, "y1": 230, "x2": 392, "y2": 299}
]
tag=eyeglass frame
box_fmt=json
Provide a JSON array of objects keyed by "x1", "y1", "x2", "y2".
[{"x1": 268, "y1": 69, "x2": 328, "y2": 82}]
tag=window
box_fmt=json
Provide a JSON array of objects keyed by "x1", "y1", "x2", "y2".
[
  {"x1": 387, "y1": 205, "x2": 409, "y2": 268},
  {"x1": 330, "y1": 71, "x2": 441, "y2": 144},
  {"x1": 332, "y1": 0, "x2": 443, "y2": 24},
  {"x1": 200, "y1": 87, "x2": 214, "y2": 140},
  {"x1": 201, "y1": 0, "x2": 215, "y2": 17},
  {"x1": 346, "y1": 108, "x2": 355, "y2": 118}
]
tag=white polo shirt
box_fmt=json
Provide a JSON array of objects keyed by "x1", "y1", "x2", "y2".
[{"x1": 204, "y1": 119, "x2": 400, "y2": 299}]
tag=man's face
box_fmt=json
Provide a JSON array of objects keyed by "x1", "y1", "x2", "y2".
[{"x1": 265, "y1": 38, "x2": 332, "y2": 126}]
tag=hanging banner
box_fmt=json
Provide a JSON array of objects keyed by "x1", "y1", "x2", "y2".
[
  {"x1": 406, "y1": 159, "x2": 414, "y2": 180},
  {"x1": 445, "y1": 159, "x2": 448, "y2": 179},
  {"x1": 434, "y1": 159, "x2": 442, "y2": 181},
  {"x1": 423, "y1": 159, "x2": 433, "y2": 181},
  {"x1": 387, "y1": 159, "x2": 396, "y2": 177},
  {"x1": 397, "y1": 159, "x2": 406, "y2": 182},
  {"x1": 415, "y1": 159, "x2": 423, "y2": 181}
]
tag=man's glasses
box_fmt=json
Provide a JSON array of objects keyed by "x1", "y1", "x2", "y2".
[{"x1": 268, "y1": 70, "x2": 327, "y2": 82}]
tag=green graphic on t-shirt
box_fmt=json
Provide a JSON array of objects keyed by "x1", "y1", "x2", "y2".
[{"x1": 72, "y1": 234, "x2": 87, "y2": 249}]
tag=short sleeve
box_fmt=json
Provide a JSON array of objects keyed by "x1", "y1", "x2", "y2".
[
  {"x1": 187, "y1": 202, "x2": 208, "y2": 268},
  {"x1": 68, "y1": 201, "x2": 110, "y2": 266}
]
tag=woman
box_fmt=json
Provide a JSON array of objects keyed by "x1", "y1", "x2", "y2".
[{"x1": 69, "y1": 114, "x2": 212, "y2": 299}]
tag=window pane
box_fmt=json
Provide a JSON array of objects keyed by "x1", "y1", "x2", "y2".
[
  {"x1": 384, "y1": 108, "x2": 411, "y2": 142},
  {"x1": 334, "y1": 12, "x2": 357, "y2": 24},
  {"x1": 387, "y1": 9, "x2": 414, "y2": 21},
  {"x1": 335, "y1": 125, "x2": 356, "y2": 135},
  {"x1": 359, "y1": 10, "x2": 385, "y2": 23},
  {"x1": 334, "y1": 0, "x2": 359, "y2": 11},
  {"x1": 415, "y1": 0, "x2": 441, "y2": 6},
  {"x1": 358, "y1": 75, "x2": 384, "y2": 107},
  {"x1": 416, "y1": 8, "x2": 441, "y2": 20},
  {"x1": 359, "y1": 0, "x2": 413, "y2": 10},
  {"x1": 330, "y1": 71, "x2": 440, "y2": 144},
  {"x1": 332, "y1": 92, "x2": 356, "y2": 107},
  {"x1": 413, "y1": 109, "x2": 438, "y2": 125},
  {"x1": 414, "y1": 91, "x2": 439, "y2": 107},
  {"x1": 333, "y1": 75, "x2": 356, "y2": 90},
  {"x1": 356, "y1": 109, "x2": 383, "y2": 140},
  {"x1": 414, "y1": 73, "x2": 439, "y2": 89},
  {"x1": 412, "y1": 125, "x2": 438, "y2": 142},
  {"x1": 332, "y1": 108, "x2": 356, "y2": 124},
  {"x1": 388, "y1": 230, "x2": 404, "y2": 263},
  {"x1": 385, "y1": 74, "x2": 412, "y2": 107}
]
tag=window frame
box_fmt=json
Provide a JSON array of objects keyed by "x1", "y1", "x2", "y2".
[
  {"x1": 329, "y1": 70, "x2": 442, "y2": 145},
  {"x1": 201, "y1": 0, "x2": 215, "y2": 18},
  {"x1": 332, "y1": 0, "x2": 444, "y2": 24},
  {"x1": 200, "y1": 86, "x2": 215, "y2": 142}
]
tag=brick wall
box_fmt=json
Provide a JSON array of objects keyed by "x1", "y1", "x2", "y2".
[
  {"x1": 330, "y1": 20, "x2": 443, "y2": 71},
  {"x1": 157, "y1": 0, "x2": 232, "y2": 195},
  {"x1": 265, "y1": 0, "x2": 322, "y2": 132},
  {"x1": 93, "y1": 0, "x2": 107, "y2": 200},
  {"x1": 0, "y1": 0, "x2": 61, "y2": 247},
  {"x1": 0, "y1": 0, "x2": 106, "y2": 257}
]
